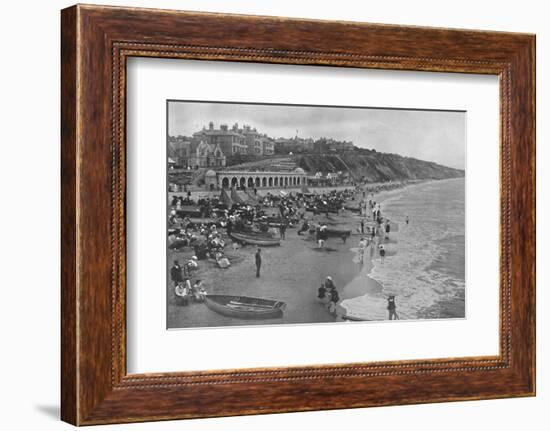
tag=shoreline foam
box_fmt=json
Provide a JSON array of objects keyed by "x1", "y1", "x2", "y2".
[{"x1": 341, "y1": 178, "x2": 465, "y2": 321}]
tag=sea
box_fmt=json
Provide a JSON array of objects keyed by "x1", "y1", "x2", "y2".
[{"x1": 341, "y1": 177, "x2": 466, "y2": 321}]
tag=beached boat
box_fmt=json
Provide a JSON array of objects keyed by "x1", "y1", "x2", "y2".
[
  {"x1": 168, "y1": 239, "x2": 188, "y2": 250},
  {"x1": 305, "y1": 205, "x2": 340, "y2": 214},
  {"x1": 204, "y1": 295, "x2": 286, "y2": 319},
  {"x1": 344, "y1": 205, "x2": 361, "y2": 213},
  {"x1": 229, "y1": 231, "x2": 281, "y2": 246},
  {"x1": 176, "y1": 205, "x2": 202, "y2": 218},
  {"x1": 325, "y1": 228, "x2": 352, "y2": 238},
  {"x1": 342, "y1": 314, "x2": 369, "y2": 322},
  {"x1": 234, "y1": 227, "x2": 276, "y2": 238},
  {"x1": 186, "y1": 217, "x2": 220, "y2": 226}
]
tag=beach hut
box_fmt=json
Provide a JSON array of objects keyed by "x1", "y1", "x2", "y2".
[
  {"x1": 230, "y1": 188, "x2": 247, "y2": 204},
  {"x1": 245, "y1": 189, "x2": 260, "y2": 205}
]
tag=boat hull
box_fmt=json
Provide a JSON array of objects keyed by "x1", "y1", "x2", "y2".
[
  {"x1": 229, "y1": 232, "x2": 281, "y2": 246},
  {"x1": 325, "y1": 228, "x2": 352, "y2": 238},
  {"x1": 306, "y1": 206, "x2": 340, "y2": 214},
  {"x1": 205, "y1": 295, "x2": 286, "y2": 319},
  {"x1": 344, "y1": 206, "x2": 361, "y2": 213}
]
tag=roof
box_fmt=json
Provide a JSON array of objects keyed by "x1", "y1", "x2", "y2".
[{"x1": 193, "y1": 129, "x2": 244, "y2": 137}]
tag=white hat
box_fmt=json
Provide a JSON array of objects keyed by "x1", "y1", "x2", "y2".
[
  {"x1": 326, "y1": 276, "x2": 332, "y2": 281},
  {"x1": 191, "y1": 256, "x2": 198, "y2": 260}
]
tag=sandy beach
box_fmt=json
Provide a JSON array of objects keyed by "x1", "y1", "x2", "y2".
[
  {"x1": 167, "y1": 178, "x2": 465, "y2": 329},
  {"x1": 167, "y1": 201, "x2": 384, "y2": 329}
]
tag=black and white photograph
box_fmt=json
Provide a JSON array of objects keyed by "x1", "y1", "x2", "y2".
[{"x1": 166, "y1": 100, "x2": 466, "y2": 329}]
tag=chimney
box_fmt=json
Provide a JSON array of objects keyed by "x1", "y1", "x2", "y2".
[{"x1": 209, "y1": 121, "x2": 214, "y2": 130}]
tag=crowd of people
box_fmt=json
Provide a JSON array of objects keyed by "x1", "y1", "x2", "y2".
[
  {"x1": 170, "y1": 257, "x2": 206, "y2": 306},
  {"x1": 168, "y1": 184, "x2": 402, "y2": 320}
]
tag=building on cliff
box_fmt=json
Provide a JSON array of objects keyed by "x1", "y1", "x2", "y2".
[
  {"x1": 191, "y1": 122, "x2": 275, "y2": 157},
  {"x1": 188, "y1": 140, "x2": 226, "y2": 169}
]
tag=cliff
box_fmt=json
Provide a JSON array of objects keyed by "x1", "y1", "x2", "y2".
[{"x1": 296, "y1": 149, "x2": 464, "y2": 183}]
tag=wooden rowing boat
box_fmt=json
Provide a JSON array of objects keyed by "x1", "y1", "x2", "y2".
[
  {"x1": 229, "y1": 232, "x2": 281, "y2": 246},
  {"x1": 305, "y1": 206, "x2": 340, "y2": 214},
  {"x1": 344, "y1": 205, "x2": 361, "y2": 213},
  {"x1": 204, "y1": 295, "x2": 286, "y2": 319},
  {"x1": 186, "y1": 217, "x2": 219, "y2": 226},
  {"x1": 176, "y1": 205, "x2": 202, "y2": 217},
  {"x1": 325, "y1": 228, "x2": 352, "y2": 238}
]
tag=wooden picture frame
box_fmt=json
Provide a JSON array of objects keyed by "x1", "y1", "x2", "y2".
[{"x1": 61, "y1": 4, "x2": 535, "y2": 425}]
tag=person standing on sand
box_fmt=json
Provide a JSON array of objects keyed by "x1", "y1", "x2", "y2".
[
  {"x1": 323, "y1": 276, "x2": 339, "y2": 316},
  {"x1": 387, "y1": 295, "x2": 399, "y2": 320},
  {"x1": 358, "y1": 237, "x2": 367, "y2": 264},
  {"x1": 360, "y1": 219, "x2": 365, "y2": 234},
  {"x1": 317, "y1": 225, "x2": 327, "y2": 248},
  {"x1": 255, "y1": 248, "x2": 262, "y2": 278},
  {"x1": 279, "y1": 221, "x2": 287, "y2": 240},
  {"x1": 406, "y1": 215, "x2": 410, "y2": 225},
  {"x1": 328, "y1": 287, "x2": 340, "y2": 316}
]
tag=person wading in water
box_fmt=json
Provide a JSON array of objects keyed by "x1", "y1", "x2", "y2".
[{"x1": 379, "y1": 244, "x2": 386, "y2": 263}]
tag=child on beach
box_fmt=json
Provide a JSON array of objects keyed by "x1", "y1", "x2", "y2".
[
  {"x1": 318, "y1": 276, "x2": 339, "y2": 316},
  {"x1": 317, "y1": 284, "x2": 330, "y2": 305},
  {"x1": 192, "y1": 280, "x2": 207, "y2": 302},
  {"x1": 175, "y1": 280, "x2": 191, "y2": 306},
  {"x1": 357, "y1": 237, "x2": 368, "y2": 263}
]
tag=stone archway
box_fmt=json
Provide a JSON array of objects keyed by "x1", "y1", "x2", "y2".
[
  {"x1": 231, "y1": 177, "x2": 238, "y2": 188},
  {"x1": 274, "y1": 177, "x2": 279, "y2": 187},
  {"x1": 255, "y1": 177, "x2": 261, "y2": 187},
  {"x1": 268, "y1": 177, "x2": 273, "y2": 187},
  {"x1": 248, "y1": 177, "x2": 254, "y2": 188},
  {"x1": 221, "y1": 177, "x2": 229, "y2": 189},
  {"x1": 262, "y1": 177, "x2": 267, "y2": 187},
  {"x1": 240, "y1": 177, "x2": 246, "y2": 188}
]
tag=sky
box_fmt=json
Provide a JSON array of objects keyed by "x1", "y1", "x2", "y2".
[{"x1": 168, "y1": 101, "x2": 466, "y2": 170}]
